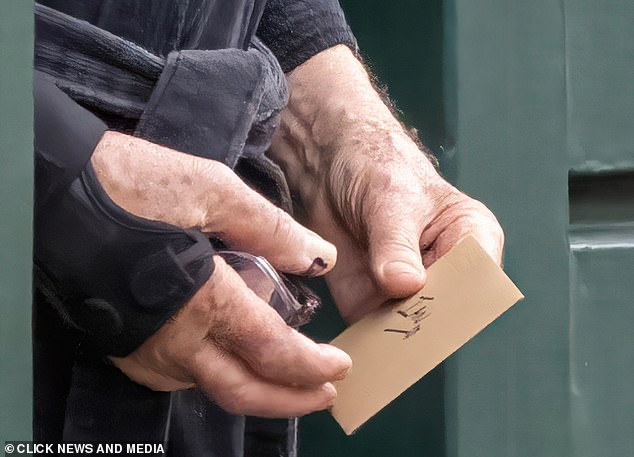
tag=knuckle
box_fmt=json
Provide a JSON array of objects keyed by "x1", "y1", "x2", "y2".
[
  {"x1": 206, "y1": 160, "x2": 232, "y2": 180},
  {"x1": 195, "y1": 159, "x2": 234, "y2": 195}
]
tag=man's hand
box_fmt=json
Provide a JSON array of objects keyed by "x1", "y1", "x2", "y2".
[
  {"x1": 91, "y1": 131, "x2": 351, "y2": 416},
  {"x1": 91, "y1": 131, "x2": 337, "y2": 274},
  {"x1": 111, "y1": 256, "x2": 351, "y2": 417},
  {"x1": 269, "y1": 45, "x2": 504, "y2": 322}
]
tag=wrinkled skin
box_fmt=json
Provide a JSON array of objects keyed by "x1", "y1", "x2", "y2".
[
  {"x1": 93, "y1": 131, "x2": 351, "y2": 418},
  {"x1": 94, "y1": 44, "x2": 503, "y2": 417},
  {"x1": 314, "y1": 136, "x2": 503, "y2": 322},
  {"x1": 269, "y1": 45, "x2": 504, "y2": 322}
]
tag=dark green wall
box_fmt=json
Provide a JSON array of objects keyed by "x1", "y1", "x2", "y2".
[
  {"x1": 564, "y1": 1, "x2": 634, "y2": 455},
  {"x1": 303, "y1": 1, "x2": 633, "y2": 457},
  {"x1": 0, "y1": 0, "x2": 34, "y2": 441}
]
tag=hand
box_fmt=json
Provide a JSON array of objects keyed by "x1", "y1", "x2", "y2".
[
  {"x1": 111, "y1": 256, "x2": 351, "y2": 417},
  {"x1": 307, "y1": 132, "x2": 504, "y2": 322},
  {"x1": 269, "y1": 45, "x2": 504, "y2": 322},
  {"x1": 91, "y1": 131, "x2": 351, "y2": 416},
  {"x1": 91, "y1": 131, "x2": 337, "y2": 274}
]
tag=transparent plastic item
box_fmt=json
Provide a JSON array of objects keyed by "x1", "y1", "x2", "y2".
[{"x1": 217, "y1": 250, "x2": 319, "y2": 327}]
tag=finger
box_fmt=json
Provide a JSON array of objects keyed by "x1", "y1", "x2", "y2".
[
  {"x1": 109, "y1": 354, "x2": 196, "y2": 392},
  {"x1": 208, "y1": 258, "x2": 352, "y2": 387},
  {"x1": 192, "y1": 344, "x2": 338, "y2": 418},
  {"x1": 469, "y1": 209, "x2": 505, "y2": 265},
  {"x1": 367, "y1": 205, "x2": 426, "y2": 298},
  {"x1": 423, "y1": 221, "x2": 504, "y2": 267},
  {"x1": 204, "y1": 163, "x2": 336, "y2": 276},
  {"x1": 321, "y1": 226, "x2": 389, "y2": 323},
  {"x1": 420, "y1": 200, "x2": 504, "y2": 266}
]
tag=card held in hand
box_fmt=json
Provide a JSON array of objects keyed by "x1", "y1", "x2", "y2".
[{"x1": 330, "y1": 235, "x2": 524, "y2": 434}]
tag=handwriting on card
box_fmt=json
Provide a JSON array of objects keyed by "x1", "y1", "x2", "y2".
[
  {"x1": 383, "y1": 296, "x2": 433, "y2": 339},
  {"x1": 330, "y1": 236, "x2": 524, "y2": 435}
]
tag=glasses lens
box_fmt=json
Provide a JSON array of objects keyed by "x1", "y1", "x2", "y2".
[{"x1": 217, "y1": 250, "x2": 313, "y2": 327}]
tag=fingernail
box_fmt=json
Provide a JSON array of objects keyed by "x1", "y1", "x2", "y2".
[
  {"x1": 304, "y1": 257, "x2": 328, "y2": 276},
  {"x1": 334, "y1": 366, "x2": 350, "y2": 381},
  {"x1": 306, "y1": 235, "x2": 337, "y2": 271},
  {"x1": 320, "y1": 345, "x2": 352, "y2": 371}
]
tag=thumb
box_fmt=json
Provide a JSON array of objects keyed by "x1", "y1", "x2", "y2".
[{"x1": 368, "y1": 214, "x2": 426, "y2": 298}]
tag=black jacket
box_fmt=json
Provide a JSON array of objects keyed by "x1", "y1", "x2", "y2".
[{"x1": 33, "y1": 1, "x2": 355, "y2": 454}]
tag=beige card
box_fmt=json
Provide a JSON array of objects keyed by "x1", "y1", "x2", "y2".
[{"x1": 330, "y1": 235, "x2": 524, "y2": 434}]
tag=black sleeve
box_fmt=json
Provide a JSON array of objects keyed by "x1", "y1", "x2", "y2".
[
  {"x1": 33, "y1": 71, "x2": 214, "y2": 356},
  {"x1": 34, "y1": 70, "x2": 106, "y2": 207},
  {"x1": 257, "y1": 0, "x2": 358, "y2": 73}
]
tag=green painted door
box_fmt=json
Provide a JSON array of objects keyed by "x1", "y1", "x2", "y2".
[{"x1": 565, "y1": 1, "x2": 634, "y2": 455}]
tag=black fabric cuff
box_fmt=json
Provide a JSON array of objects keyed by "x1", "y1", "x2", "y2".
[
  {"x1": 34, "y1": 70, "x2": 107, "y2": 206},
  {"x1": 34, "y1": 162, "x2": 214, "y2": 356},
  {"x1": 257, "y1": 0, "x2": 358, "y2": 73}
]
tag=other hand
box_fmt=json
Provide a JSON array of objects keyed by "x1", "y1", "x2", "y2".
[
  {"x1": 269, "y1": 45, "x2": 504, "y2": 322},
  {"x1": 110, "y1": 256, "x2": 351, "y2": 417},
  {"x1": 91, "y1": 131, "x2": 351, "y2": 416}
]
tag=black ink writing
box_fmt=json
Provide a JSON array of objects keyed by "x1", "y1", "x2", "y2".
[{"x1": 384, "y1": 296, "x2": 433, "y2": 339}]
